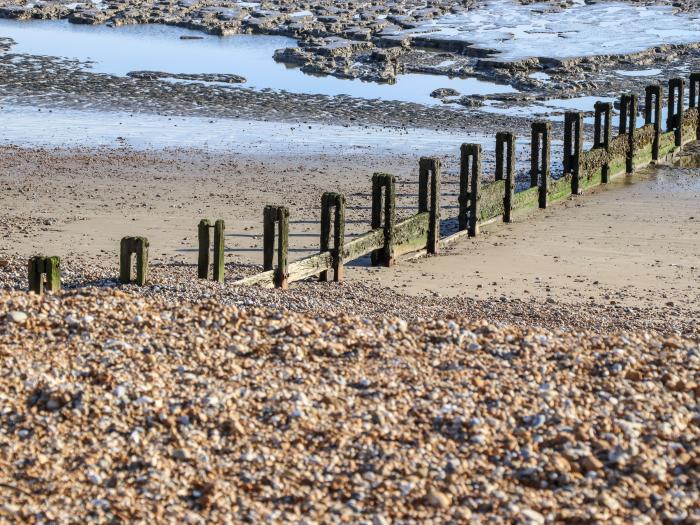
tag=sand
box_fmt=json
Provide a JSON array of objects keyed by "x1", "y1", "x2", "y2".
[
  {"x1": 0, "y1": 142, "x2": 698, "y2": 311},
  {"x1": 362, "y1": 162, "x2": 700, "y2": 310}
]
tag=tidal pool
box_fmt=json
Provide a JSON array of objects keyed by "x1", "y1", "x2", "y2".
[{"x1": 0, "y1": 18, "x2": 516, "y2": 105}]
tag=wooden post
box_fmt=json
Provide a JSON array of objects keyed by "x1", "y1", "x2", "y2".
[
  {"x1": 371, "y1": 173, "x2": 395, "y2": 267},
  {"x1": 461, "y1": 144, "x2": 481, "y2": 237},
  {"x1": 119, "y1": 237, "x2": 132, "y2": 284},
  {"x1": 418, "y1": 160, "x2": 428, "y2": 214},
  {"x1": 320, "y1": 192, "x2": 346, "y2": 282},
  {"x1": 120, "y1": 236, "x2": 149, "y2": 286},
  {"x1": 667, "y1": 78, "x2": 684, "y2": 147},
  {"x1": 213, "y1": 219, "x2": 225, "y2": 283},
  {"x1": 198, "y1": 219, "x2": 211, "y2": 279},
  {"x1": 457, "y1": 144, "x2": 481, "y2": 231},
  {"x1": 531, "y1": 122, "x2": 551, "y2": 209},
  {"x1": 564, "y1": 112, "x2": 583, "y2": 194},
  {"x1": 262, "y1": 206, "x2": 289, "y2": 288},
  {"x1": 28, "y1": 256, "x2": 58, "y2": 294},
  {"x1": 28, "y1": 256, "x2": 44, "y2": 294},
  {"x1": 496, "y1": 132, "x2": 515, "y2": 223},
  {"x1": 419, "y1": 157, "x2": 441, "y2": 254},
  {"x1": 276, "y1": 207, "x2": 289, "y2": 289},
  {"x1": 263, "y1": 205, "x2": 276, "y2": 272},
  {"x1": 690, "y1": 73, "x2": 700, "y2": 140},
  {"x1": 333, "y1": 194, "x2": 345, "y2": 282},
  {"x1": 620, "y1": 94, "x2": 637, "y2": 173},
  {"x1": 645, "y1": 85, "x2": 662, "y2": 161},
  {"x1": 594, "y1": 102, "x2": 612, "y2": 182}
]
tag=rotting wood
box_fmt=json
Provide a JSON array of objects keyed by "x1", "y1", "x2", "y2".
[
  {"x1": 119, "y1": 236, "x2": 149, "y2": 286},
  {"x1": 28, "y1": 256, "x2": 60, "y2": 294},
  {"x1": 495, "y1": 132, "x2": 515, "y2": 222}
]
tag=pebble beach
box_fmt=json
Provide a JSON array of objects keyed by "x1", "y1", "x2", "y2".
[
  {"x1": 1, "y1": 0, "x2": 700, "y2": 522},
  {"x1": 1, "y1": 287, "x2": 698, "y2": 524}
]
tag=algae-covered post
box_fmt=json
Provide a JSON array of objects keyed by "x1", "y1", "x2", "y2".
[
  {"x1": 645, "y1": 85, "x2": 663, "y2": 161},
  {"x1": 530, "y1": 121, "x2": 551, "y2": 209},
  {"x1": 213, "y1": 219, "x2": 225, "y2": 283},
  {"x1": 564, "y1": 112, "x2": 583, "y2": 194},
  {"x1": 28, "y1": 256, "x2": 60, "y2": 294},
  {"x1": 459, "y1": 144, "x2": 481, "y2": 236},
  {"x1": 594, "y1": 102, "x2": 612, "y2": 182},
  {"x1": 371, "y1": 173, "x2": 396, "y2": 267},
  {"x1": 689, "y1": 73, "x2": 700, "y2": 140},
  {"x1": 667, "y1": 78, "x2": 685, "y2": 147},
  {"x1": 320, "y1": 192, "x2": 346, "y2": 282},
  {"x1": 119, "y1": 236, "x2": 149, "y2": 286},
  {"x1": 495, "y1": 132, "x2": 515, "y2": 223},
  {"x1": 619, "y1": 94, "x2": 638, "y2": 173},
  {"x1": 418, "y1": 157, "x2": 441, "y2": 254}
]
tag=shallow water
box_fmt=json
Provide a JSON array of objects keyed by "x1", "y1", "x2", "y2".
[
  {"x1": 0, "y1": 18, "x2": 516, "y2": 104},
  {"x1": 0, "y1": 104, "x2": 501, "y2": 155},
  {"x1": 406, "y1": 0, "x2": 700, "y2": 61}
]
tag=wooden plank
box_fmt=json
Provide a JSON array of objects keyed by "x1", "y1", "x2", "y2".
[
  {"x1": 549, "y1": 174, "x2": 572, "y2": 203},
  {"x1": 234, "y1": 269, "x2": 276, "y2": 288},
  {"x1": 632, "y1": 143, "x2": 654, "y2": 170},
  {"x1": 658, "y1": 131, "x2": 677, "y2": 158},
  {"x1": 394, "y1": 212, "x2": 429, "y2": 257},
  {"x1": 511, "y1": 186, "x2": 539, "y2": 213},
  {"x1": 344, "y1": 228, "x2": 385, "y2": 261},
  {"x1": 479, "y1": 179, "x2": 505, "y2": 221},
  {"x1": 288, "y1": 251, "x2": 334, "y2": 282}
]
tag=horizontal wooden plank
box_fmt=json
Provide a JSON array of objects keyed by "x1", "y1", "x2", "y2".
[
  {"x1": 343, "y1": 228, "x2": 385, "y2": 261},
  {"x1": 549, "y1": 174, "x2": 571, "y2": 203},
  {"x1": 394, "y1": 212, "x2": 429, "y2": 257},
  {"x1": 479, "y1": 179, "x2": 505, "y2": 222},
  {"x1": 439, "y1": 229, "x2": 470, "y2": 249},
  {"x1": 287, "y1": 251, "x2": 334, "y2": 282},
  {"x1": 233, "y1": 269, "x2": 276, "y2": 288},
  {"x1": 511, "y1": 186, "x2": 539, "y2": 213}
]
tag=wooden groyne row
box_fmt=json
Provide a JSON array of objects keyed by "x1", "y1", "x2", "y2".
[{"x1": 27, "y1": 74, "x2": 700, "y2": 293}]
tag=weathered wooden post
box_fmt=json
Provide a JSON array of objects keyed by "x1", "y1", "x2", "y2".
[
  {"x1": 28, "y1": 256, "x2": 60, "y2": 294},
  {"x1": 120, "y1": 236, "x2": 149, "y2": 286},
  {"x1": 418, "y1": 157, "x2": 441, "y2": 254},
  {"x1": 619, "y1": 93, "x2": 638, "y2": 173},
  {"x1": 644, "y1": 85, "x2": 663, "y2": 161},
  {"x1": 495, "y1": 132, "x2": 515, "y2": 223},
  {"x1": 667, "y1": 78, "x2": 684, "y2": 147},
  {"x1": 197, "y1": 219, "x2": 225, "y2": 282},
  {"x1": 320, "y1": 192, "x2": 345, "y2": 282},
  {"x1": 564, "y1": 112, "x2": 584, "y2": 194},
  {"x1": 530, "y1": 121, "x2": 551, "y2": 209},
  {"x1": 197, "y1": 219, "x2": 211, "y2": 279},
  {"x1": 459, "y1": 144, "x2": 480, "y2": 234},
  {"x1": 594, "y1": 102, "x2": 612, "y2": 182},
  {"x1": 213, "y1": 220, "x2": 225, "y2": 283},
  {"x1": 263, "y1": 205, "x2": 289, "y2": 289},
  {"x1": 689, "y1": 73, "x2": 700, "y2": 140},
  {"x1": 371, "y1": 173, "x2": 396, "y2": 267}
]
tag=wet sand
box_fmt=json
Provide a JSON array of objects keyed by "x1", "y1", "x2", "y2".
[{"x1": 354, "y1": 161, "x2": 700, "y2": 309}]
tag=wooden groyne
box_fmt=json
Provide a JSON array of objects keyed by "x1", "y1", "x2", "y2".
[
  {"x1": 231, "y1": 75, "x2": 700, "y2": 289},
  {"x1": 26, "y1": 74, "x2": 700, "y2": 291}
]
